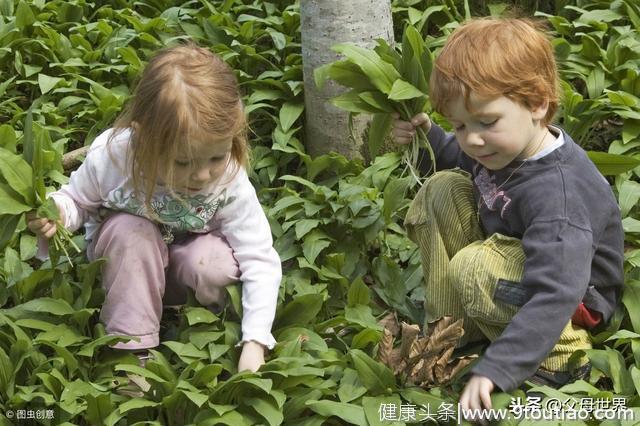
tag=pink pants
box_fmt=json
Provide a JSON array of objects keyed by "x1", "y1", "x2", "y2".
[{"x1": 88, "y1": 213, "x2": 240, "y2": 350}]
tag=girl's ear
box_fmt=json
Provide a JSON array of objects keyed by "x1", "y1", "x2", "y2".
[{"x1": 531, "y1": 99, "x2": 549, "y2": 122}]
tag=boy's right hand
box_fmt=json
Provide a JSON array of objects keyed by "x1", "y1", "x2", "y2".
[
  {"x1": 391, "y1": 112, "x2": 431, "y2": 145},
  {"x1": 27, "y1": 204, "x2": 65, "y2": 239}
]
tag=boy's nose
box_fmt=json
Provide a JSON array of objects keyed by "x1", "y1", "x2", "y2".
[{"x1": 465, "y1": 131, "x2": 485, "y2": 147}]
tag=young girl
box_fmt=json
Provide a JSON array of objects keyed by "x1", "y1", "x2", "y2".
[
  {"x1": 392, "y1": 18, "x2": 623, "y2": 414},
  {"x1": 27, "y1": 44, "x2": 282, "y2": 373}
]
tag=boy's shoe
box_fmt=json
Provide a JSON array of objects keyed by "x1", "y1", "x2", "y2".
[{"x1": 525, "y1": 362, "x2": 591, "y2": 390}]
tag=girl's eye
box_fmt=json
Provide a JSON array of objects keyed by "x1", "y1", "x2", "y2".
[
  {"x1": 454, "y1": 124, "x2": 465, "y2": 131},
  {"x1": 481, "y1": 119, "x2": 498, "y2": 127},
  {"x1": 175, "y1": 160, "x2": 190, "y2": 167},
  {"x1": 209, "y1": 156, "x2": 224, "y2": 163}
]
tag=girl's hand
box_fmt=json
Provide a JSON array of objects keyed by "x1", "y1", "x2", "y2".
[
  {"x1": 238, "y1": 341, "x2": 266, "y2": 372},
  {"x1": 459, "y1": 374, "x2": 495, "y2": 418},
  {"x1": 391, "y1": 112, "x2": 431, "y2": 145},
  {"x1": 27, "y1": 203, "x2": 65, "y2": 240}
]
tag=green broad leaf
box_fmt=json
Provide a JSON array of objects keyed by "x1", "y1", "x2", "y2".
[
  {"x1": 0, "y1": 125, "x2": 16, "y2": 152},
  {"x1": 305, "y1": 400, "x2": 366, "y2": 425},
  {"x1": 586, "y1": 68, "x2": 605, "y2": 99},
  {"x1": 368, "y1": 113, "x2": 393, "y2": 158},
  {"x1": 11, "y1": 297, "x2": 75, "y2": 316},
  {"x1": 338, "y1": 368, "x2": 367, "y2": 403},
  {"x1": 623, "y1": 217, "x2": 640, "y2": 233},
  {"x1": 362, "y1": 395, "x2": 404, "y2": 426},
  {"x1": 558, "y1": 380, "x2": 601, "y2": 396},
  {"x1": 0, "y1": 214, "x2": 20, "y2": 249},
  {"x1": 345, "y1": 305, "x2": 381, "y2": 329},
  {"x1": 114, "y1": 364, "x2": 167, "y2": 384},
  {"x1": 37, "y1": 341, "x2": 78, "y2": 375},
  {"x1": 38, "y1": 74, "x2": 63, "y2": 95},
  {"x1": 623, "y1": 280, "x2": 640, "y2": 333},
  {"x1": 185, "y1": 307, "x2": 218, "y2": 326},
  {"x1": 383, "y1": 176, "x2": 411, "y2": 223},
  {"x1": 619, "y1": 180, "x2": 640, "y2": 217},
  {"x1": 162, "y1": 341, "x2": 208, "y2": 362},
  {"x1": 358, "y1": 92, "x2": 395, "y2": 113},
  {"x1": 0, "y1": 184, "x2": 31, "y2": 214},
  {"x1": 587, "y1": 151, "x2": 640, "y2": 175},
  {"x1": 191, "y1": 364, "x2": 224, "y2": 387},
  {"x1": 347, "y1": 277, "x2": 370, "y2": 307},
  {"x1": 578, "y1": 8, "x2": 623, "y2": 23},
  {"x1": 328, "y1": 61, "x2": 377, "y2": 91},
  {"x1": 117, "y1": 398, "x2": 160, "y2": 414},
  {"x1": 586, "y1": 347, "x2": 635, "y2": 395},
  {"x1": 331, "y1": 90, "x2": 387, "y2": 114},
  {"x1": 332, "y1": 43, "x2": 401, "y2": 94},
  {"x1": 15, "y1": 0, "x2": 35, "y2": 28},
  {"x1": 275, "y1": 294, "x2": 324, "y2": 329},
  {"x1": 36, "y1": 197, "x2": 60, "y2": 220},
  {"x1": 623, "y1": 120, "x2": 640, "y2": 144},
  {"x1": 276, "y1": 327, "x2": 329, "y2": 352},
  {"x1": 180, "y1": 389, "x2": 209, "y2": 408},
  {"x1": 0, "y1": 346, "x2": 13, "y2": 399},
  {"x1": 295, "y1": 219, "x2": 320, "y2": 240},
  {"x1": 388, "y1": 79, "x2": 425, "y2": 100},
  {"x1": 85, "y1": 394, "x2": 114, "y2": 426},
  {"x1": 302, "y1": 229, "x2": 332, "y2": 264},
  {"x1": 245, "y1": 397, "x2": 283, "y2": 426},
  {"x1": 631, "y1": 366, "x2": 640, "y2": 397},
  {"x1": 279, "y1": 102, "x2": 304, "y2": 133},
  {"x1": 607, "y1": 90, "x2": 640, "y2": 107},
  {"x1": 350, "y1": 349, "x2": 396, "y2": 395},
  {"x1": 0, "y1": 147, "x2": 35, "y2": 205}
]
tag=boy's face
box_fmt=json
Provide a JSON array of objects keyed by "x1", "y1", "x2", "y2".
[{"x1": 446, "y1": 92, "x2": 549, "y2": 170}]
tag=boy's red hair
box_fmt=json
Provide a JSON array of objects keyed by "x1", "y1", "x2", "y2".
[{"x1": 430, "y1": 18, "x2": 559, "y2": 125}]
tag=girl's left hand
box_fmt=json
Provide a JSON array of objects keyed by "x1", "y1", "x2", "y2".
[{"x1": 238, "y1": 341, "x2": 266, "y2": 372}]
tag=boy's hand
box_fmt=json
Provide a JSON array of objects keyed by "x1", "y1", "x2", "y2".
[
  {"x1": 237, "y1": 340, "x2": 266, "y2": 372},
  {"x1": 460, "y1": 374, "x2": 495, "y2": 414},
  {"x1": 391, "y1": 112, "x2": 431, "y2": 145},
  {"x1": 26, "y1": 203, "x2": 66, "y2": 240}
]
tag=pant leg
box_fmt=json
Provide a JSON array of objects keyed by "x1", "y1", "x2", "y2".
[
  {"x1": 449, "y1": 233, "x2": 592, "y2": 372},
  {"x1": 88, "y1": 213, "x2": 168, "y2": 350},
  {"x1": 404, "y1": 170, "x2": 485, "y2": 342},
  {"x1": 166, "y1": 232, "x2": 240, "y2": 311}
]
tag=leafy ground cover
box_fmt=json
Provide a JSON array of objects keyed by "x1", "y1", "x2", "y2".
[{"x1": 0, "y1": 0, "x2": 639, "y2": 424}]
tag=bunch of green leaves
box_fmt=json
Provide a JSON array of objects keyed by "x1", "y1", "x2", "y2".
[
  {"x1": 0, "y1": 107, "x2": 78, "y2": 266},
  {"x1": 314, "y1": 25, "x2": 436, "y2": 183}
]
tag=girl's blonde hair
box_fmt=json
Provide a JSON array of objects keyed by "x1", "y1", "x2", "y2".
[
  {"x1": 430, "y1": 17, "x2": 559, "y2": 126},
  {"x1": 111, "y1": 42, "x2": 248, "y2": 207}
]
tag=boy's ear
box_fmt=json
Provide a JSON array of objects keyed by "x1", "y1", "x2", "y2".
[{"x1": 531, "y1": 99, "x2": 549, "y2": 121}]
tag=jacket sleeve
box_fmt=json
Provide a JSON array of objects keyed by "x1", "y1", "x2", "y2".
[{"x1": 215, "y1": 169, "x2": 282, "y2": 349}]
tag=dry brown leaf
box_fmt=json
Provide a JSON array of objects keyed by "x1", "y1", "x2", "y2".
[
  {"x1": 377, "y1": 329, "x2": 394, "y2": 367},
  {"x1": 445, "y1": 355, "x2": 478, "y2": 381},
  {"x1": 399, "y1": 322, "x2": 421, "y2": 358},
  {"x1": 425, "y1": 316, "x2": 464, "y2": 354},
  {"x1": 434, "y1": 346, "x2": 455, "y2": 383},
  {"x1": 378, "y1": 312, "x2": 400, "y2": 336}
]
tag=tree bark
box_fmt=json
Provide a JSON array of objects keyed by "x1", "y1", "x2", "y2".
[{"x1": 300, "y1": 0, "x2": 394, "y2": 160}]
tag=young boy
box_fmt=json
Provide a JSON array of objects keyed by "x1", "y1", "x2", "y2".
[{"x1": 392, "y1": 17, "x2": 623, "y2": 411}]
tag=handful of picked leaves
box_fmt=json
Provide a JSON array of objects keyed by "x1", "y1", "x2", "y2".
[
  {"x1": 315, "y1": 26, "x2": 436, "y2": 183},
  {"x1": 0, "y1": 107, "x2": 80, "y2": 266}
]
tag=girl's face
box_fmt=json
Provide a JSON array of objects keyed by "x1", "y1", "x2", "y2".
[
  {"x1": 169, "y1": 136, "x2": 233, "y2": 192},
  {"x1": 446, "y1": 92, "x2": 551, "y2": 170}
]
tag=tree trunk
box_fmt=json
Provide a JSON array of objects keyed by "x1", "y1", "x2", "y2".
[{"x1": 300, "y1": 0, "x2": 395, "y2": 160}]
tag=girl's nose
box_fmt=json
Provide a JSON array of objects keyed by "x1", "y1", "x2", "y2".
[{"x1": 191, "y1": 166, "x2": 211, "y2": 182}]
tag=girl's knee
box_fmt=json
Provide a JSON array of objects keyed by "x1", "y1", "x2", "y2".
[
  {"x1": 170, "y1": 233, "x2": 240, "y2": 288},
  {"x1": 91, "y1": 213, "x2": 166, "y2": 259}
]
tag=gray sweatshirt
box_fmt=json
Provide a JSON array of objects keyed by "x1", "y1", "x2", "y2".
[{"x1": 419, "y1": 124, "x2": 624, "y2": 391}]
